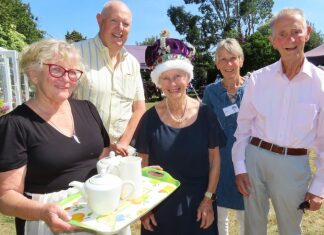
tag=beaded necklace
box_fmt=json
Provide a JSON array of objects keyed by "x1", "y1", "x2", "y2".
[{"x1": 165, "y1": 97, "x2": 188, "y2": 123}]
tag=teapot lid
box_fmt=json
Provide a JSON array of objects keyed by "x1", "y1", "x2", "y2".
[
  {"x1": 88, "y1": 173, "x2": 121, "y2": 186},
  {"x1": 99, "y1": 157, "x2": 111, "y2": 165}
]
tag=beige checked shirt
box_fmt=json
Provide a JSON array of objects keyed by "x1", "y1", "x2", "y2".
[{"x1": 74, "y1": 35, "x2": 145, "y2": 143}]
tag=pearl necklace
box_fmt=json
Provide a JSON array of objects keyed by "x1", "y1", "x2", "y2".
[
  {"x1": 165, "y1": 97, "x2": 188, "y2": 123},
  {"x1": 34, "y1": 101, "x2": 80, "y2": 144}
]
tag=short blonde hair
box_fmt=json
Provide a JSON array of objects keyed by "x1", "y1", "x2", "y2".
[
  {"x1": 19, "y1": 39, "x2": 84, "y2": 76},
  {"x1": 215, "y1": 38, "x2": 244, "y2": 64},
  {"x1": 269, "y1": 8, "x2": 307, "y2": 35}
]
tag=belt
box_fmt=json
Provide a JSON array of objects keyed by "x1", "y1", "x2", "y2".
[{"x1": 250, "y1": 137, "x2": 307, "y2": 156}]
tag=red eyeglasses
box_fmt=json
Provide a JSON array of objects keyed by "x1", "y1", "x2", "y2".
[{"x1": 44, "y1": 63, "x2": 83, "y2": 82}]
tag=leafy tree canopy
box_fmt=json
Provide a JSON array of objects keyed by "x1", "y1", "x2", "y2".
[
  {"x1": 136, "y1": 35, "x2": 159, "y2": 46},
  {"x1": 241, "y1": 23, "x2": 279, "y2": 74},
  {"x1": 305, "y1": 22, "x2": 323, "y2": 52},
  {"x1": 0, "y1": 0, "x2": 44, "y2": 50},
  {"x1": 65, "y1": 30, "x2": 87, "y2": 43},
  {"x1": 168, "y1": 0, "x2": 274, "y2": 51},
  {"x1": 0, "y1": 24, "x2": 26, "y2": 51}
]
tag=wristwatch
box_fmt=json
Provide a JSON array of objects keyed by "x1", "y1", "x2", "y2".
[{"x1": 205, "y1": 191, "x2": 216, "y2": 201}]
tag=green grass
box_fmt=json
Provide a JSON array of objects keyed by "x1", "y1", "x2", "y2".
[
  {"x1": 0, "y1": 214, "x2": 15, "y2": 235},
  {"x1": 227, "y1": 151, "x2": 324, "y2": 235}
]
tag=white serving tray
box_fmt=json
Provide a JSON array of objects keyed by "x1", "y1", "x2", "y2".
[{"x1": 59, "y1": 167, "x2": 180, "y2": 234}]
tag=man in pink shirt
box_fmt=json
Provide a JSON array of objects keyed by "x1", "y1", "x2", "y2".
[{"x1": 232, "y1": 8, "x2": 324, "y2": 235}]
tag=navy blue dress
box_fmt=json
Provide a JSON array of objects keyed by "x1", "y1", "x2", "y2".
[
  {"x1": 203, "y1": 79, "x2": 248, "y2": 210},
  {"x1": 133, "y1": 104, "x2": 225, "y2": 235}
]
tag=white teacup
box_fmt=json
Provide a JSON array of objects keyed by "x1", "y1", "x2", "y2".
[
  {"x1": 119, "y1": 156, "x2": 143, "y2": 198},
  {"x1": 97, "y1": 154, "x2": 143, "y2": 199}
]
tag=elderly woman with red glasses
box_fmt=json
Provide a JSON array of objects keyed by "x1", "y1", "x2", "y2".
[{"x1": 0, "y1": 39, "x2": 110, "y2": 235}]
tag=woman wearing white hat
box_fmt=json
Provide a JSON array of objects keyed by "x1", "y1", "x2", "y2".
[{"x1": 133, "y1": 34, "x2": 226, "y2": 235}]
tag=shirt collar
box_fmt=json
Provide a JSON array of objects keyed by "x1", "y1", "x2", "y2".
[
  {"x1": 275, "y1": 58, "x2": 313, "y2": 79},
  {"x1": 94, "y1": 34, "x2": 128, "y2": 62}
]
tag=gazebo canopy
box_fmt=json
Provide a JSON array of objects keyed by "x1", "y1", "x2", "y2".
[
  {"x1": 125, "y1": 45, "x2": 147, "y2": 69},
  {"x1": 305, "y1": 43, "x2": 324, "y2": 66}
]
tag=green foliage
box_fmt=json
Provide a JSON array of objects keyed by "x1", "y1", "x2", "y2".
[
  {"x1": 168, "y1": 0, "x2": 274, "y2": 87},
  {"x1": 169, "y1": 0, "x2": 274, "y2": 51},
  {"x1": 0, "y1": 24, "x2": 26, "y2": 51},
  {"x1": 241, "y1": 23, "x2": 279, "y2": 74},
  {"x1": 136, "y1": 36, "x2": 158, "y2": 46},
  {"x1": 0, "y1": 0, "x2": 44, "y2": 50},
  {"x1": 0, "y1": 98, "x2": 10, "y2": 115},
  {"x1": 305, "y1": 23, "x2": 324, "y2": 52},
  {"x1": 239, "y1": 0, "x2": 274, "y2": 36},
  {"x1": 65, "y1": 30, "x2": 86, "y2": 43}
]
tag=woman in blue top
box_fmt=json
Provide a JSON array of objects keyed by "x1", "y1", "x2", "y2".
[{"x1": 203, "y1": 38, "x2": 248, "y2": 235}]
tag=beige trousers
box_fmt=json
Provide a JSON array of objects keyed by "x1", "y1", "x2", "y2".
[{"x1": 244, "y1": 144, "x2": 311, "y2": 235}]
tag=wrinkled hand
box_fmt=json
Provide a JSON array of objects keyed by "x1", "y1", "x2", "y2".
[
  {"x1": 304, "y1": 192, "x2": 324, "y2": 211},
  {"x1": 235, "y1": 173, "x2": 251, "y2": 197},
  {"x1": 141, "y1": 212, "x2": 157, "y2": 231},
  {"x1": 109, "y1": 143, "x2": 128, "y2": 156},
  {"x1": 40, "y1": 203, "x2": 77, "y2": 233},
  {"x1": 196, "y1": 198, "x2": 214, "y2": 229}
]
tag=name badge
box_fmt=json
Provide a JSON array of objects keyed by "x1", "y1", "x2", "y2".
[{"x1": 223, "y1": 104, "x2": 239, "y2": 116}]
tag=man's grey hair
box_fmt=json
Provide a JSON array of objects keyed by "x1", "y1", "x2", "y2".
[{"x1": 269, "y1": 8, "x2": 307, "y2": 35}]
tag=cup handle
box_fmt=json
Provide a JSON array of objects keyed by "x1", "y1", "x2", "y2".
[{"x1": 120, "y1": 180, "x2": 135, "y2": 200}]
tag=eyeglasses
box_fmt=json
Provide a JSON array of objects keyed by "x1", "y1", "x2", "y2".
[
  {"x1": 44, "y1": 63, "x2": 83, "y2": 82},
  {"x1": 160, "y1": 74, "x2": 187, "y2": 83}
]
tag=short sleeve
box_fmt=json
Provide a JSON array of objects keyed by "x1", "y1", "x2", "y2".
[
  {"x1": 0, "y1": 114, "x2": 28, "y2": 171},
  {"x1": 132, "y1": 109, "x2": 151, "y2": 154},
  {"x1": 134, "y1": 70, "x2": 145, "y2": 101},
  {"x1": 84, "y1": 100, "x2": 110, "y2": 147},
  {"x1": 204, "y1": 105, "x2": 226, "y2": 148},
  {"x1": 202, "y1": 84, "x2": 213, "y2": 107}
]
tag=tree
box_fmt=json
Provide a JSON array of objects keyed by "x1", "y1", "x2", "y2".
[
  {"x1": 239, "y1": 0, "x2": 273, "y2": 36},
  {"x1": 65, "y1": 30, "x2": 86, "y2": 42},
  {"x1": 0, "y1": 24, "x2": 26, "y2": 51},
  {"x1": 305, "y1": 22, "x2": 323, "y2": 52},
  {"x1": 0, "y1": 0, "x2": 45, "y2": 50},
  {"x1": 136, "y1": 36, "x2": 158, "y2": 46},
  {"x1": 168, "y1": 0, "x2": 274, "y2": 51},
  {"x1": 0, "y1": 0, "x2": 44, "y2": 50},
  {"x1": 167, "y1": 0, "x2": 274, "y2": 88},
  {"x1": 241, "y1": 23, "x2": 279, "y2": 74}
]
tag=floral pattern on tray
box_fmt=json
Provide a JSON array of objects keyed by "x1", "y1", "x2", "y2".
[{"x1": 59, "y1": 167, "x2": 180, "y2": 234}]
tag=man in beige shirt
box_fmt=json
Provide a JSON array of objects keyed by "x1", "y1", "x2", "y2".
[{"x1": 74, "y1": 1, "x2": 145, "y2": 156}]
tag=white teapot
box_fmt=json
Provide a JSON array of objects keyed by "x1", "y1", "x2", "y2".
[
  {"x1": 96, "y1": 151, "x2": 122, "y2": 175},
  {"x1": 97, "y1": 152, "x2": 143, "y2": 198},
  {"x1": 69, "y1": 172, "x2": 134, "y2": 215}
]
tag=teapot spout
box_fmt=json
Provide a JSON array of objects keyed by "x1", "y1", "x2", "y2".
[{"x1": 69, "y1": 181, "x2": 85, "y2": 195}]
